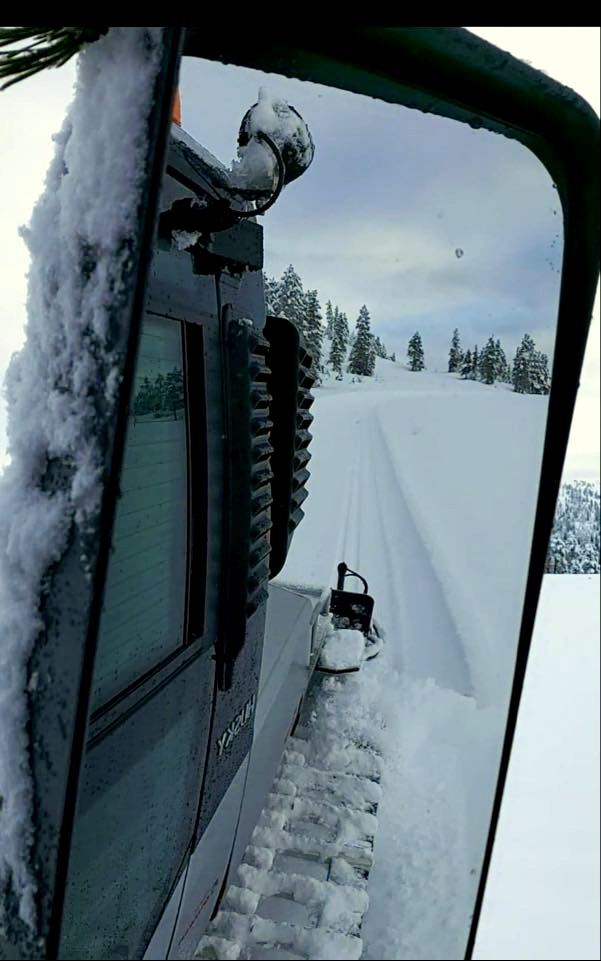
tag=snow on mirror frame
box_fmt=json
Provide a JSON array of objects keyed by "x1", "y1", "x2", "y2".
[{"x1": 179, "y1": 55, "x2": 563, "y2": 961}]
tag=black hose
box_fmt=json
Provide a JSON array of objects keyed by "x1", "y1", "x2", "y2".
[{"x1": 229, "y1": 132, "x2": 286, "y2": 218}]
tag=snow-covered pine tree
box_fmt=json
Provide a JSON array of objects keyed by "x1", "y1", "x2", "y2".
[
  {"x1": 348, "y1": 305, "x2": 375, "y2": 376},
  {"x1": 153, "y1": 373, "x2": 166, "y2": 417},
  {"x1": 580, "y1": 542, "x2": 600, "y2": 574},
  {"x1": 494, "y1": 339, "x2": 510, "y2": 382},
  {"x1": 530, "y1": 350, "x2": 551, "y2": 395},
  {"x1": 545, "y1": 531, "x2": 568, "y2": 573},
  {"x1": 273, "y1": 264, "x2": 306, "y2": 336},
  {"x1": 407, "y1": 331, "x2": 425, "y2": 371},
  {"x1": 471, "y1": 345, "x2": 479, "y2": 380},
  {"x1": 373, "y1": 335, "x2": 388, "y2": 359},
  {"x1": 339, "y1": 310, "x2": 350, "y2": 345},
  {"x1": 368, "y1": 332, "x2": 377, "y2": 373},
  {"x1": 325, "y1": 300, "x2": 335, "y2": 338},
  {"x1": 164, "y1": 367, "x2": 184, "y2": 419},
  {"x1": 390, "y1": 351, "x2": 396, "y2": 362},
  {"x1": 304, "y1": 289, "x2": 323, "y2": 370},
  {"x1": 328, "y1": 311, "x2": 347, "y2": 379},
  {"x1": 448, "y1": 328, "x2": 464, "y2": 372},
  {"x1": 460, "y1": 348, "x2": 473, "y2": 379},
  {"x1": 479, "y1": 336, "x2": 498, "y2": 385},
  {"x1": 544, "y1": 480, "x2": 600, "y2": 573},
  {"x1": 133, "y1": 376, "x2": 155, "y2": 417},
  {"x1": 263, "y1": 272, "x2": 280, "y2": 315},
  {"x1": 512, "y1": 333, "x2": 536, "y2": 393}
]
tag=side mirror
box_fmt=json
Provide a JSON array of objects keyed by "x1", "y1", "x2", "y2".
[
  {"x1": 237, "y1": 90, "x2": 315, "y2": 187},
  {"x1": 0, "y1": 25, "x2": 597, "y2": 961}
]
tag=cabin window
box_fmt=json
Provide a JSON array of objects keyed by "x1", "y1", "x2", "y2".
[{"x1": 90, "y1": 312, "x2": 188, "y2": 710}]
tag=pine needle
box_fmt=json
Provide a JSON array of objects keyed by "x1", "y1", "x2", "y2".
[{"x1": 0, "y1": 27, "x2": 108, "y2": 89}]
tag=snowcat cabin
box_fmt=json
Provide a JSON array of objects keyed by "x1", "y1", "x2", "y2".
[
  {"x1": 0, "y1": 77, "x2": 319, "y2": 957},
  {"x1": 52, "y1": 117, "x2": 326, "y2": 960}
]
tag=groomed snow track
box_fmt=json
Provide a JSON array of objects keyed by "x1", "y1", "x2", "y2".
[{"x1": 196, "y1": 730, "x2": 382, "y2": 960}]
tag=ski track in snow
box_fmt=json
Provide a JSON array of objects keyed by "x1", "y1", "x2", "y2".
[
  {"x1": 369, "y1": 411, "x2": 472, "y2": 694},
  {"x1": 280, "y1": 386, "x2": 472, "y2": 698}
]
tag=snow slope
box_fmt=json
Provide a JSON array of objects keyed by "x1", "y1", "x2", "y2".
[
  {"x1": 474, "y1": 575, "x2": 600, "y2": 961},
  {"x1": 275, "y1": 357, "x2": 551, "y2": 959}
]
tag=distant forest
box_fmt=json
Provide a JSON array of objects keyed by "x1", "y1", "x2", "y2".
[
  {"x1": 545, "y1": 481, "x2": 600, "y2": 574},
  {"x1": 265, "y1": 264, "x2": 550, "y2": 393}
]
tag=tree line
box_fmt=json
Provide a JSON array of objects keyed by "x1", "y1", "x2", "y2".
[
  {"x1": 265, "y1": 265, "x2": 551, "y2": 394},
  {"x1": 264, "y1": 265, "x2": 393, "y2": 379},
  {"x1": 545, "y1": 480, "x2": 600, "y2": 573},
  {"x1": 407, "y1": 327, "x2": 551, "y2": 395},
  {"x1": 132, "y1": 367, "x2": 185, "y2": 420}
]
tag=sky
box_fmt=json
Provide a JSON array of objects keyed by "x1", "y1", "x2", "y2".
[
  {"x1": 0, "y1": 28, "x2": 598, "y2": 478},
  {"x1": 179, "y1": 55, "x2": 563, "y2": 372},
  {"x1": 468, "y1": 27, "x2": 600, "y2": 483}
]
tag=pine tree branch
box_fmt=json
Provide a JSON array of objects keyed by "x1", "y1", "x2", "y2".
[{"x1": 0, "y1": 27, "x2": 109, "y2": 89}]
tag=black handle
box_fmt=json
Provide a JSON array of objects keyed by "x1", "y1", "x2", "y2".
[{"x1": 336, "y1": 561, "x2": 369, "y2": 594}]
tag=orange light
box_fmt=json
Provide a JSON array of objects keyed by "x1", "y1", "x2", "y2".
[{"x1": 172, "y1": 88, "x2": 182, "y2": 126}]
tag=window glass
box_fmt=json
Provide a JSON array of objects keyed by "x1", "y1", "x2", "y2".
[
  {"x1": 91, "y1": 312, "x2": 187, "y2": 710},
  {"x1": 59, "y1": 669, "x2": 203, "y2": 960}
]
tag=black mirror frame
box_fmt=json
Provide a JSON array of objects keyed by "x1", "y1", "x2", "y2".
[
  {"x1": 4, "y1": 26, "x2": 597, "y2": 961},
  {"x1": 181, "y1": 25, "x2": 599, "y2": 959}
]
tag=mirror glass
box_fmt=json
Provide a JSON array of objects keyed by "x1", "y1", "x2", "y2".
[{"x1": 180, "y1": 56, "x2": 562, "y2": 960}]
